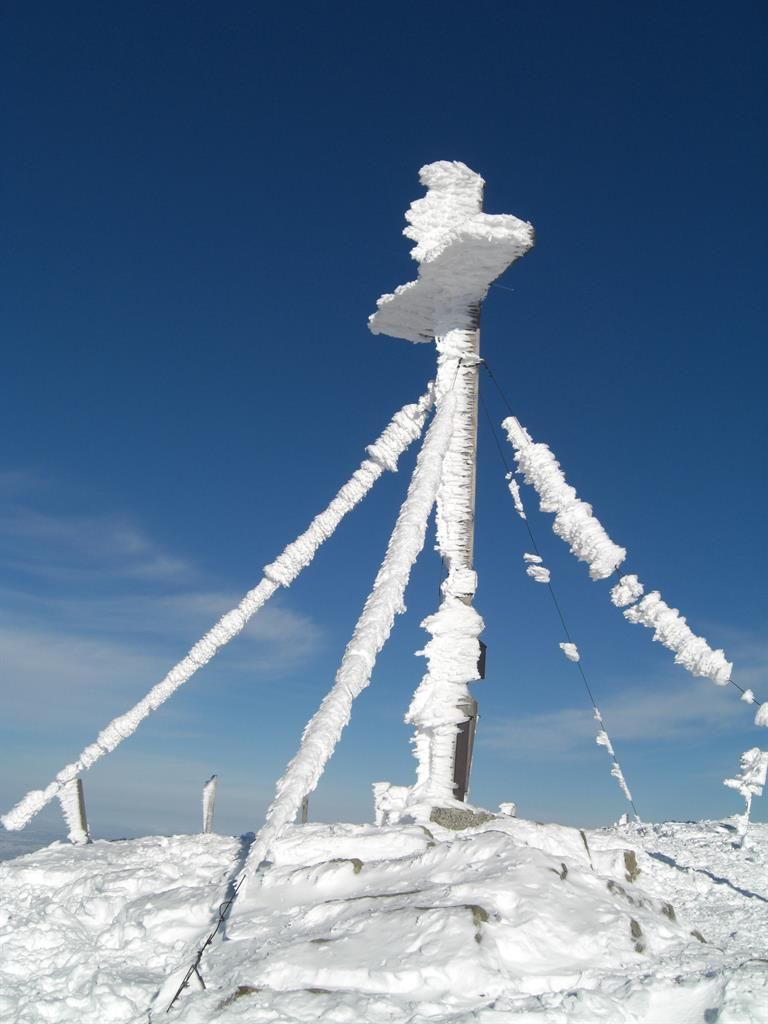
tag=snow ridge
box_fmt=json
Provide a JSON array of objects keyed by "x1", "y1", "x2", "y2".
[
  {"x1": 1, "y1": 389, "x2": 434, "y2": 833},
  {"x1": 240, "y1": 394, "x2": 457, "y2": 882}
]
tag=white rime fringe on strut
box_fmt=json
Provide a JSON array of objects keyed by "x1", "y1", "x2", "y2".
[
  {"x1": 502, "y1": 416, "x2": 743, "y2": 709},
  {"x1": 239, "y1": 393, "x2": 457, "y2": 884},
  {"x1": 1, "y1": 388, "x2": 434, "y2": 832}
]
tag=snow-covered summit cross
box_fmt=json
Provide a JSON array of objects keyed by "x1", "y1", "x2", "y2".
[{"x1": 370, "y1": 161, "x2": 534, "y2": 806}]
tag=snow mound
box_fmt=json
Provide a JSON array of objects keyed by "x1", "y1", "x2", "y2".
[{"x1": 2, "y1": 818, "x2": 766, "y2": 1022}]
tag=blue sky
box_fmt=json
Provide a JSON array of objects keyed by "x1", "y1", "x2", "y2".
[{"x1": 2, "y1": 1, "x2": 766, "y2": 845}]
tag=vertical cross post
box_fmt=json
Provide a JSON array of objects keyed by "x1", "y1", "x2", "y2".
[{"x1": 369, "y1": 161, "x2": 533, "y2": 805}]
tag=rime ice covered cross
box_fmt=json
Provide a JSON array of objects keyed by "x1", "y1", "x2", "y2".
[
  {"x1": 369, "y1": 161, "x2": 533, "y2": 343},
  {"x1": 370, "y1": 162, "x2": 534, "y2": 805}
]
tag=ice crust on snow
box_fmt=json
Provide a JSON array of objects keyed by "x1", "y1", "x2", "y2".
[
  {"x1": 502, "y1": 416, "x2": 626, "y2": 580},
  {"x1": 624, "y1": 592, "x2": 732, "y2": 686},
  {"x1": 368, "y1": 161, "x2": 533, "y2": 344},
  {"x1": 559, "y1": 641, "x2": 580, "y2": 662},
  {"x1": 610, "y1": 573, "x2": 645, "y2": 607},
  {"x1": 240, "y1": 395, "x2": 457, "y2": 881},
  {"x1": 1, "y1": 389, "x2": 433, "y2": 833}
]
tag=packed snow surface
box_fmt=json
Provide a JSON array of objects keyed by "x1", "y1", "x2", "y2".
[{"x1": 2, "y1": 816, "x2": 767, "y2": 1022}]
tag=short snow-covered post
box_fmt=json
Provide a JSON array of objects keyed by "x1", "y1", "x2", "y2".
[
  {"x1": 369, "y1": 161, "x2": 533, "y2": 806},
  {"x1": 202, "y1": 774, "x2": 218, "y2": 834},
  {"x1": 724, "y1": 748, "x2": 768, "y2": 843},
  {"x1": 57, "y1": 777, "x2": 90, "y2": 846}
]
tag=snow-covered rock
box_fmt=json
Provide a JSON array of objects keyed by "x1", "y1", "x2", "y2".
[{"x1": 2, "y1": 818, "x2": 766, "y2": 1023}]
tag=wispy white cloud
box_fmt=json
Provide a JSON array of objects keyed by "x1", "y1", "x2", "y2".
[
  {"x1": 480, "y1": 677, "x2": 754, "y2": 758},
  {"x1": 0, "y1": 475, "x2": 326, "y2": 736},
  {"x1": 0, "y1": 504, "x2": 195, "y2": 583}
]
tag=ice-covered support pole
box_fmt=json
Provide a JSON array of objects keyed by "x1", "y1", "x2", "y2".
[
  {"x1": 370, "y1": 161, "x2": 533, "y2": 802},
  {"x1": 238, "y1": 393, "x2": 457, "y2": 885},
  {"x1": 202, "y1": 774, "x2": 217, "y2": 834},
  {"x1": 503, "y1": 416, "x2": 626, "y2": 580},
  {"x1": 622, "y1": 590, "x2": 732, "y2": 685},
  {"x1": 503, "y1": 416, "x2": 740, "y2": 694},
  {"x1": 1, "y1": 389, "x2": 434, "y2": 833},
  {"x1": 723, "y1": 747, "x2": 768, "y2": 842},
  {"x1": 57, "y1": 778, "x2": 90, "y2": 846}
]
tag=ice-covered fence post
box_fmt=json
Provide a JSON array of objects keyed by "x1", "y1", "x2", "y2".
[
  {"x1": 1, "y1": 387, "x2": 433, "y2": 834},
  {"x1": 57, "y1": 777, "x2": 90, "y2": 846},
  {"x1": 202, "y1": 774, "x2": 217, "y2": 834},
  {"x1": 369, "y1": 161, "x2": 533, "y2": 805},
  {"x1": 724, "y1": 748, "x2": 768, "y2": 843}
]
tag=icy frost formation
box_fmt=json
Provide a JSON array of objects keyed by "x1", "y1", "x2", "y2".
[
  {"x1": 506, "y1": 473, "x2": 527, "y2": 519},
  {"x1": 502, "y1": 415, "x2": 737, "y2": 696},
  {"x1": 502, "y1": 416, "x2": 626, "y2": 580},
  {"x1": 559, "y1": 642, "x2": 580, "y2": 662},
  {"x1": 57, "y1": 779, "x2": 90, "y2": 846},
  {"x1": 594, "y1": 709, "x2": 635, "y2": 808},
  {"x1": 724, "y1": 748, "x2": 768, "y2": 801},
  {"x1": 369, "y1": 161, "x2": 533, "y2": 344},
  {"x1": 623, "y1": 593, "x2": 732, "y2": 686},
  {"x1": 202, "y1": 775, "x2": 217, "y2": 834},
  {"x1": 724, "y1": 747, "x2": 768, "y2": 836},
  {"x1": 406, "y1": 596, "x2": 484, "y2": 804},
  {"x1": 610, "y1": 574, "x2": 645, "y2": 608},
  {"x1": 1, "y1": 389, "x2": 433, "y2": 833},
  {"x1": 241, "y1": 395, "x2": 457, "y2": 881}
]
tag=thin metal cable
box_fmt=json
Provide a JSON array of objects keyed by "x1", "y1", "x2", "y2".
[
  {"x1": 481, "y1": 360, "x2": 764, "y2": 711},
  {"x1": 479, "y1": 385, "x2": 640, "y2": 820}
]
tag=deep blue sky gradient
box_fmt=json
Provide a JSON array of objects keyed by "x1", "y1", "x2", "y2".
[{"x1": 1, "y1": 1, "x2": 766, "y2": 841}]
